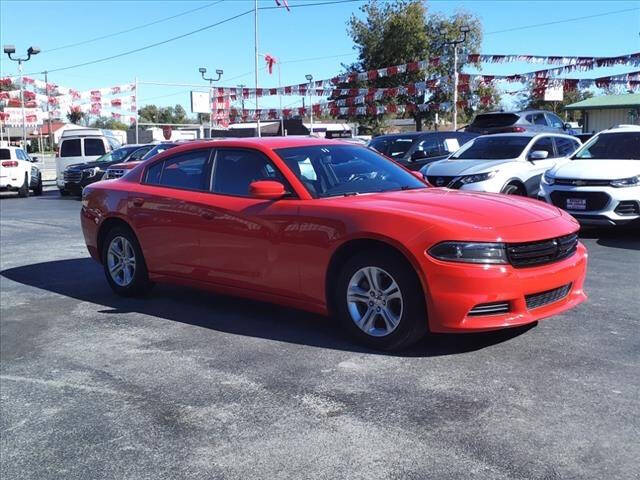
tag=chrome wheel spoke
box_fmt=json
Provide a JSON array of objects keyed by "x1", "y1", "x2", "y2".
[
  {"x1": 107, "y1": 236, "x2": 136, "y2": 287},
  {"x1": 359, "y1": 308, "x2": 376, "y2": 332},
  {"x1": 380, "y1": 307, "x2": 398, "y2": 331},
  {"x1": 347, "y1": 285, "x2": 369, "y2": 304},
  {"x1": 363, "y1": 267, "x2": 380, "y2": 291}
]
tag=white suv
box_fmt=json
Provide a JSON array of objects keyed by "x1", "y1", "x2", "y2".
[
  {"x1": 0, "y1": 144, "x2": 43, "y2": 197},
  {"x1": 421, "y1": 132, "x2": 581, "y2": 196},
  {"x1": 540, "y1": 125, "x2": 640, "y2": 226}
]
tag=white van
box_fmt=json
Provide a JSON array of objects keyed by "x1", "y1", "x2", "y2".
[{"x1": 56, "y1": 129, "x2": 121, "y2": 195}]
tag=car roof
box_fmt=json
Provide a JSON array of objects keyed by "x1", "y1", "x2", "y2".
[
  {"x1": 372, "y1": 131, "x2": 473, "y2": 139},
  {"x1": 600, "y1": 125, "x2": 640, "y2": 134},
  {"x1": 474, "y1": 132, "x2": 577, "y2": 139}
]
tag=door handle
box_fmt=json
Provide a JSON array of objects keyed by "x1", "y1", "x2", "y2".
[
  {"x1": 201, "y1": 211, "x2": 214, "y2": 220},
  {"x1": 132, "y1": 197, "x2": 145, "y2": 207}
]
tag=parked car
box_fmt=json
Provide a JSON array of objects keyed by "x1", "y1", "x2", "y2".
[
  {"x1": 81, "y1": 137, "x2": 587, "y2": 351},
  {"x1": 421, "y1": 133, "x2": 581, "y2": 196},
  {"x1": 0, "y1": 144, "x2": 42, "y2": 197},
  {"x1": 540, "y1": 125, "x2": 640, "y2": 226},
  {"x1": 465, "y1": 110, "x2": 573, "y2": 135},
  {"x1": 368, "y1": 131, "x2": 477, "y2": 170},
  {"x1": 62, "y1": 144, "x2": 153, "y2": 195},
  {"x1": 56, "y1": 128, "x2": 121, "y2": 195},
  {"x1": 105, "y1": 142, "x2": 179, "y2": 179}
]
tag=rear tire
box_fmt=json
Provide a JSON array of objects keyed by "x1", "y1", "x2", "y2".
[
  {"x1": 501, "y1": 183, "x2": 525, "y2": 196},
  {"x1": 102, "y1": 225, "x2": 153, "y2": 297},
  {"x1": 18, "y1": 174, "x2": 29, "y2": 198},
  {"x1": 333, "y1": 249, "x2": 428, "y2": 351}
]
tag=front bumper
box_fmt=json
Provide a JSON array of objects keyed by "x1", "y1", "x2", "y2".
[
  {"x1": 539, "y1": 183, "x2": 640, "y2": 226},
  {"x1": 419, "y1": 242, "x2": 588, "y2": 332}
]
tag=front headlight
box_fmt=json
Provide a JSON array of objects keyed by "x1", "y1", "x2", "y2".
[
  {"x1": 428, "y1": 242, "x2": 508, "y2": 264},
  {"x1": 459, "y1": 171, "x2": 496, "y2": 185},
  {"x1": 543, "y1": 171, "x2": 555, "y2": 185},
  {"x1": 610, "y1": 175, "x2": 640, "y2": 188}
]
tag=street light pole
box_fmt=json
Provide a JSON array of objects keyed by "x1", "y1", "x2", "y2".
[
  {"x1": 3, "y1": 45, "x2": 40, "y2": 148},
  {"x1": 440, "y1": 26, "x2": 469, "y2": 131},
  {"x1": 305, "y1": 74, "x2": 313, "y2": 136},
  {"x1": 199, "y1": 67, "x2": 223, "y2": 138},
  {"x1": 254, "y1": 0, "x2": 260, "y2": 137}
]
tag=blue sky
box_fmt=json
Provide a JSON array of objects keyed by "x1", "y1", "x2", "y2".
[{"x1": 1, "y1": 0, "x2": 639, "y2": 113}]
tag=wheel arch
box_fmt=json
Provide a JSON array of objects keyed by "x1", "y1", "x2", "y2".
[
  {"x1": 96, "y1": 216, "x2": 137, "y2": 262},
  {"x1": 501, "y1": 177, "x2": 527, "y2": 195},
  {"x1": 324, "y1": 235, "x2": 428, "y2": 316}
]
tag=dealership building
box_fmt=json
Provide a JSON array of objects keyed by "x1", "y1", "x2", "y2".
[{"x1": 565, "y1": 93, "x2": 640, "y2": 133}]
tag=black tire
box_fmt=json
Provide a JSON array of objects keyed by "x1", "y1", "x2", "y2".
[
  {"x1": 501, "y1": 183, "x2": 525, "y2": 196},
  {"x1": 59, "y1": 189, "x2": 70, "y2": 196},
  {"x1": 18, "y1": 174, "x2": 29, "y2": 198},
  {"x1": 32, "y1": 176, "x2": 43, "y2": 196},
  {"x1": 102, "y1": 225, "x2": 153, "y2": 297},
  {"x1": 333, "y1": 248, "x2": 428, "y2": 351}
]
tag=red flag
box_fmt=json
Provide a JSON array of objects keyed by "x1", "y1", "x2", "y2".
[
  {"x1": 264, "y1": 54, "x2": 276, "y2": 74},
  {"x1": 275, "y1": 0, "x2": 290, "y2": 11}
]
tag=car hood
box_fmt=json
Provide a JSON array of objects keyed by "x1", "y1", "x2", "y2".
[
  {"x1": 423, "y1": 158, "x2": 517, "y2": 176},
  {"x1": 67, "y1": 160, "x2": 118, "y2": 170},
  {"x1": 550, "y1": 159, "x2": 640, "y2": 180},
  {"x1": 332, "y1": 188, "x2": 564, "y2": 233}
]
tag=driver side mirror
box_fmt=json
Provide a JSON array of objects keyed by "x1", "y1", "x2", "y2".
[
  {"x1": 411, "y1": 171, "x2": 425, "y2": 181},
  {"x1": 411, "y1": 150, "x2": 428, "y2": 161},
  {"x1": 249, "y1": 180, "x2": 286, "y2": 200},
  {"x1": 30, "y1": 156, "x2": 38, "y2": 162},
  {"x1": 563, "y1": 122, "x2": 572, "y2": 130},
  {"x1": 529, "y1": 150, "x2": 549, "y2": 161}
]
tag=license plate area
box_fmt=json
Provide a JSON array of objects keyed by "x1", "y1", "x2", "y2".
[{"x1": 566, "y1": 198, "x2": 586, "y2": 210}]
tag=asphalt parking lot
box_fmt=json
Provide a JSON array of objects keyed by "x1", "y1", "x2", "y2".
[{"x1": 1, "y1": 190, "x2": 638, "y2": 480}]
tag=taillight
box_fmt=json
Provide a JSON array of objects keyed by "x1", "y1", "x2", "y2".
[
  {"x1": 1, "y1": 161, "x2": 19, "y2": 167},
  {"x1": 510, "y1": 126, "x2": 526, "y2": 133}
]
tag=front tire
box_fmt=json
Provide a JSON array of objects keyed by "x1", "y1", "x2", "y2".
[
  {"x1": 334, "y1": 249, "x2": 428, "y2": 351},
  {"x1": 501, "y1": 183, "x2": 525, "y2": 195},
  {"x1": 33, "y1": 176, "x2": 43, "y2": 196},
  {"x1": 18, "y1": 174, "x2": 29, "y2": 198},
  {"x1": 102, "y1": 226, "x2": 152, "y2": 297}
]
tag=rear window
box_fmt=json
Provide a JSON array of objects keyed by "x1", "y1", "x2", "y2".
[
  {"x1": 0, "y1": 149, "x2": 10, "y2": 160},
  {"x1": 470, "y1": 113, "x2": 519, "y2": 128},
  {"x1": 452, "y1": 136, "x2": 531, "y2": 160},
  {"x1": 369, "y1": 136, "x2": 416, "y2": 158},
  {"x1": 60, "y1": 139, "x2": 82, "y2": 157},
  {"x1": 84, "y1": 138, "x2": 106, "y2": 156}
]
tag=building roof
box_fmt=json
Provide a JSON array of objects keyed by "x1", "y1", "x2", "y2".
[
  {"x1": 564, "y1": 93, "x2": 640, "y2": 111},
  {"x1": 39, "y1": 121, "x2": 66, "y2": 135}
]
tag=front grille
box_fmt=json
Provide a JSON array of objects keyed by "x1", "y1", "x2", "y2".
[
  {"x1": 507, "y1": 233, "x2": 578, "y2": 268},
  {"x1": 554, "y1": 178, "x2": 610, "y2": 187},
  {"x1": 63, "y1": 170, "x2": 83, "y2": 183},
  {"x1": 525, "y1": 283, "x2": 572, "y2": 310},
  {"x1": 426, "y1": 175, "x2": 456, "y2": 188},
  {"x1": 106, "y1": 169, "x2": 125, "y2": 179},
  {"x1": 468, "y1": 301, "x2": 510, "y2": 316},
  {"x1": 614, "y1": 201, "x2": 640, "y2": 216},
  {"x1": 549, "y1": 191, "x2": 610, "y2": 211}
]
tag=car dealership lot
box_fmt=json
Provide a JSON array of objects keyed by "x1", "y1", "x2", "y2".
[{"x1": 1, "y1": 192, "x2": 638, "y2": 480}]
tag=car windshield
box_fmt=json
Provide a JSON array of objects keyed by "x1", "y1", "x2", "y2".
[
  {"x1": 369, "y1": 136, "x2": 417, "y2": 158},
  {"x1": 95, "y1": 147, "x2": 134, "y2": 163},
  {"x1": 275, "y1": 144, "x2": 425, "y2": 198},
  {"x1": 573, "y1": 132, "x2": 640, "y2": 160},
  {"x1": 451, "y1": 136, "x2": 531, "y2": 160},
  {"x1": 142, "y1": 143, "x2": 177, "y2": 160}
]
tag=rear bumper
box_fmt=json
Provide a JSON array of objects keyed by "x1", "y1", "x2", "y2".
[{"x1": 420, "y1": 242, "x2": 588, "y2": 332}]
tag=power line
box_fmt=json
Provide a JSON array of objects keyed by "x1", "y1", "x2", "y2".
[
  {"x1": 44, "y1": 1, "x2": 225, "y2": 53},
  {"x1": 486, "y1": 7, "x2": 640, "y2": 35}
]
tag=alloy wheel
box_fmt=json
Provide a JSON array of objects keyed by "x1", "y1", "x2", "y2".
[
  {"x1": 107, "y1": 236, "x2": 136, "y2": 287},
  {"x1": 346, "y1": 266, "x2": 403, "y2": 337}
]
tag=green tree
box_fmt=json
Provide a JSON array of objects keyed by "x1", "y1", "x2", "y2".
[
  {"x1": 66, "y1": 107, "x2": 85, "y2": 125},
  {"x1": 90, "y1": 116, "x2": 129, "y2": 130},
  {"x1": 343, "y1": 0, "x2": 487, "y2": 132},
  {"x1": 138, "y1": 104, "x2": 195, "y2": 124}
]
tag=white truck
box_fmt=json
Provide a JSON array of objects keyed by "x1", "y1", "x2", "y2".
[
  {"x1": 0, "y1": 143, "x2": 43, "y2": 197},
  {"x1": 55, "y1": 128, "x2": 121, "y2": 195}
]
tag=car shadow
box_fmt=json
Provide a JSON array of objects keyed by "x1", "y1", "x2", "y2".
[
  {"x1": 579, "y1": 225, "x2": 640, "y2": 251},
  {"x1": 0, "y1": 258, "x2": 534, "y2": 357}
]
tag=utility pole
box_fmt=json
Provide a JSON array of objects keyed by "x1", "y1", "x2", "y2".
[
  {"x1": 254, "y1": 0, "x2": 261, "y2": 137},
  {"x1": 305, "y1": 74, "x2": 313, "y2": 135},
  {"x1": 199, "y1": 67, "x2": 223, "y2": 138},
  {"x1": 440, "y1": 26, "x2": 469, "y2": 131},
  {"x1": 3, "y1": 46, "x2": 41, "y2": 148},
  {"x1": 238, "y1": 84, "x2": 246, "y2": 112},
  {"x1": 44, "y1": 70, "x2": 53, "y2": 150}
]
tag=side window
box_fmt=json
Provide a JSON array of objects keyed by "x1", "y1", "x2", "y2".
[
  {"x1": 530, "y1": 137, "x2": 555, "y2": 157},
  {"x1": 532, "y1": 113, "x2": 548, "y2": 126},
  {"x1": 129, "y1": 147, "x2": 149, "y2": 161},
  {"x1": 0, "y1": 149, "x2": 10, "y2": 160},
  {"x1": 107, "y1": 137, "x2": 121, "y2": 151},
  {"x1": 547, "y1": 114, "x2": 564, "y2": 129},
  {"x1": 212, "y1": 149, "x2": 287, "y2": 197},
  {"x1": 84, "y1": 138, "x2": 106, "y2": 156},
  {"x1": 60, "y1": 139, "x2": 81, "y2": 157},
  {"x1": 145, "y1": 149, "x2": 212, "y2": 191},
  {"x1": 16, "y1": 149, "x2": 27, "y2": 161},
  {"x1": 415, "y1": 137, "x2": 442, "y2": 158},
  {"x1": 555, "y1": 137, "x2": 579, "y2": 157}
]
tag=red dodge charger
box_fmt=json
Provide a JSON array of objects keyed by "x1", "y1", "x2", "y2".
[{"x1": 81, "y1": 137, "x2": 587, "y2": 350}]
